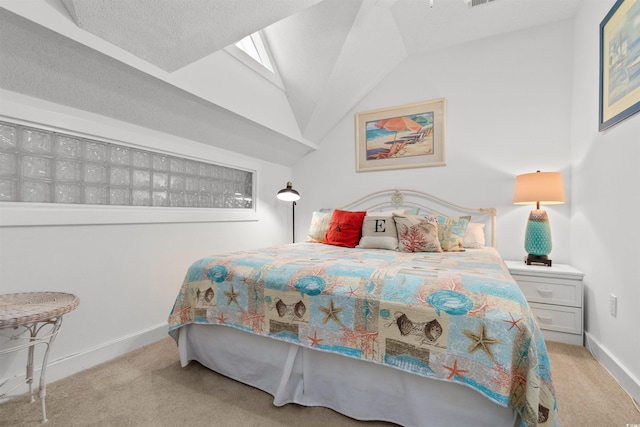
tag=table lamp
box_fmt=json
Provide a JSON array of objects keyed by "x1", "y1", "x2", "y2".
[
  {"x1": 277, "y1": 182, "x2": 301, "y2": 243},
  {"x1": 513, "y1": 170, "x2": 565, "y2": 266}
]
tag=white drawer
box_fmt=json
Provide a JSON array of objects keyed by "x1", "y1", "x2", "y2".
[
  {"x1": 529, "y1": 302, "x2": 582, "y2": 335},
  {"x1": 512, "y1": 275, "x2": 582, "y2": 308}
]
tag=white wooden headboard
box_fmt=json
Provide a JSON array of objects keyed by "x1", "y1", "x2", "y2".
[{"x1": 338, "y1": 189, "x2": 497, "y2": 248}]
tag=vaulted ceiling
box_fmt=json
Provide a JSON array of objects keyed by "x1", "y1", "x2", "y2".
[{"x1": 0, "y1": 0, "x2": 581, "y2": 165}]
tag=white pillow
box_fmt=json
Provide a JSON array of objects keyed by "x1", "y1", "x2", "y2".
[
  {"x1": 462, "y1": 222, "x2": 485, "y2": 248},
  {"x1": 357, "y1": 210, "x2": 404, "y2": 250}
]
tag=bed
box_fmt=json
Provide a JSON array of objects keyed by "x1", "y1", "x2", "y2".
[{"x1": 168, "y1": 189, "x2": 558, "y2": 427}]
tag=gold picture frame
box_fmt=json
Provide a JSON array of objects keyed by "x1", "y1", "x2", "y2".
[
  {"x1": 355, "y1": 98, "x2": 446, "y2": 172},
  {"x1": 599, "y1": 0, "x2": 640, "y2": 131}
]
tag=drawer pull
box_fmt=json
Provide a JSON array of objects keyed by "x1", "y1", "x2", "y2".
[
  {"x1": 537, "y1": 288, "x2": 553, "y2": 297},
  {"x1": 536, "y1": 315, "x2": 553, "y2": 324}
]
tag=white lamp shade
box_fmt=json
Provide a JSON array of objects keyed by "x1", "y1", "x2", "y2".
[{"x1": 513, "y1": 171, "x2": 565, "y2": 205}]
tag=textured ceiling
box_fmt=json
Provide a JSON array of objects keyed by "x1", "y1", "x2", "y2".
[
  {"x1": 59, "y1": 0, "x2": 322, "y2": 72},
  {"x1": 0, "y1": 0, "x2": 582, "y2": 165}
]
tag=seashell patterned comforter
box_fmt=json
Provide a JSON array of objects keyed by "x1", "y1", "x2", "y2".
[{"x1": 168, "y1": 243, "x2": 558, "y2": 427}]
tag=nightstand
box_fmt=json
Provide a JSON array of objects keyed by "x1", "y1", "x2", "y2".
[{"x1": 505, "y1": 260, "x2": 584, "y2": 345}]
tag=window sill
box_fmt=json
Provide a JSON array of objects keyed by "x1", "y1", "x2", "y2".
[{"x1": 0, "y1": 203, "x2": 258, "y2": 227}]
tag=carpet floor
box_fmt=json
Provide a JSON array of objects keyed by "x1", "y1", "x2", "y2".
[{"x1": 1, "y1": 338, "x2": 638, "y2": 426}]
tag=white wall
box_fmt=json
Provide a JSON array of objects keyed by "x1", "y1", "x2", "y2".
[
  {"x1": 294, "y1": 19, "x2": 574, "y2": 264},
  {"x1": 570, "y1": 0, "x2": 640, "y2": 401},
  {"x1": 0, "y1": 95, "x2": 293, "y2": 388}
]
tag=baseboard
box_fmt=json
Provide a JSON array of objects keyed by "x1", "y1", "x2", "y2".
[
  {"x1": 585, "y1": 332, "x2": 640, "y2": 404},
  {"x1": 1, "y1": 322, "x2": 168, "y2": 401}
]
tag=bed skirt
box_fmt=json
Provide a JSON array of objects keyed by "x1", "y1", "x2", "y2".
[{"x1": 178, "y1": 324, "x2": 519, "y2": 427}]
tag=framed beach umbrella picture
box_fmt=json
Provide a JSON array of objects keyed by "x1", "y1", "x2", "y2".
[{"x1": 355, "y1": 98, "x2": 446, "y2": 172}]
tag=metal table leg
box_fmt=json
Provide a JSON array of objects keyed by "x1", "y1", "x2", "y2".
[{"x1": 0, "y1": 316, "x2": 64, "y2": 423}]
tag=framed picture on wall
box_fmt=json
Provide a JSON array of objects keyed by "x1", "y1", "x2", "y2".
[
  {"x1": 599, "y1": 0, "x2": 640, "y2": 131},
  {"x1": 355, "y1": 98, "x2": 446, "y2": 172}
]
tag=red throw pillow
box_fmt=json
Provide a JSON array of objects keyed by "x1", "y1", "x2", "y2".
[{"x1": 323, "y1": 209, "x2": 367, "y2": 248}]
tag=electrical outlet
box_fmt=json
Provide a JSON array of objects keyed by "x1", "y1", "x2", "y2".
[{"x1": 609, "y1": 294, "x2": 617, "y2": 317}]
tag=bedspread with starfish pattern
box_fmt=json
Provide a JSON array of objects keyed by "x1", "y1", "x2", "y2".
[{"x1": 168, "y1": 243, "x2": 558, "y2": 427}]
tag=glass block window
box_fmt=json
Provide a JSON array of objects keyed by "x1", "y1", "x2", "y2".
[{"x1": 0, "y1": 121, "x2": 253, "y2": 208}]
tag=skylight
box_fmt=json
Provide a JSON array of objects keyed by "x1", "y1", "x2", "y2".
[
  {"x1": 235, "y1": 33, "x2": 274, "y2": 73},
  {"x1": 225, "y1": 30, "x2": 283, "y2": 90}
]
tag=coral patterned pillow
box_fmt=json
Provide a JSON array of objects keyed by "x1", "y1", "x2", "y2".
[
  {"x1": 324, "y1": 209, "x2": 367, "y2": 248},
  {"x1": 392, "y1": 214, "x2": 442, "y2": 252}
]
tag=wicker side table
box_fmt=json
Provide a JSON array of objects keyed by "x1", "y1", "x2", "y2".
[{"x1": 0, "y1": 292, "x2": 79, "y2": 423}]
